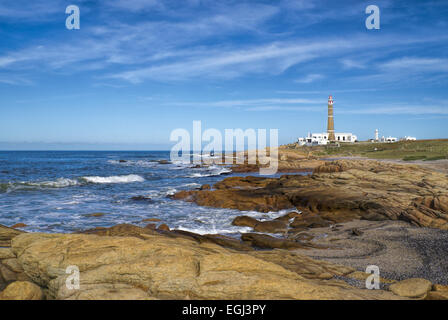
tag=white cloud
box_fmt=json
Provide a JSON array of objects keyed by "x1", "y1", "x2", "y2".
[
  {"x1": 379, "y1": 57, "x2": 448, "y2": 72},
  {"x1": 295, "y1": 73, "x2": 325, "y2": 83}
]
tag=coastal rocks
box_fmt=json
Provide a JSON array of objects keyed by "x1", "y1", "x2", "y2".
[
  {"x1": 389, "y1": 278, "x2": 433, "y2": 299},
  {"x1": 290, "y1": 214, "x2": 331, "y2": 229},
  {"x1": 427, "y1": 284, "x2": 448, "y2": 300},
  {"x1": 8, "y1": 231, "x2": 402, "y2": 300},
  {"x1": 83, "y1": 212, "x2": 107, "y2": 218},
  {"x1": 158, "y1": 224, "x2": 170, "y2": 231},
  {"x1": 142, "y1": 218, "x2": 162, "y2": 222},
  {"x1": 0, "y1": 281, "x2": 43, "y2": 300},
  {"x1": 253, "y1": 220, "x2": 288, "y2": 234},
  {"x1": 131, "y1": 196, "x2": 154, "y2": 202},
  {"x1": 0, "y1": 224, "x2": 23, "y2": 247},
  {"x1": 231, "y1": 216, "x2": 259, "y2": 228},
  {"x1": 241, "y1": 233, "x2": 310, "y2": 250},
  {"x1": 173, "y1": 160, "x2": 448, "y2": 230},
  {"x1": 10, "y1": 223, "x2": 27, "y2": 229}
]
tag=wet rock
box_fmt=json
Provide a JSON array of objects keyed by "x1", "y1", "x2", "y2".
[
  {"x1": 0, "y1": 225, "x2": 23, "y2": 247},
  {"x1": 231, "y1": 216, "x2": 260, "y2": 228},
  {"x1": 290, "y1": 215, "x2": 331, "y2": 229},
  {"x1": 253, "y1": 220, "x2": 288, "y2": 234},
  {"x1": 157, "y1": 160, "x2": 172, "y2": 164},
  {"x1": 142, "y1": 218, "x2": 162, "y2": 222},
  {"x1": 131, "y1": 196, "x2": 154, "y2": 202},
  {"x1": 10, "y1": 223, "x2": 27, "y2": 229},
  {"x1": 157, "y1": 224, "x2": 170, "y2": 231},
  {"x1": 274, "y1": 211, "x2": 301, "y2": 222},
  {"x1": 144, "y1": 223, "x2": 157, "y2": 230},
  {"x1": 173, "y1": 159, "x2": 448, "y2": 230},
  {"x1": 200, "y1": 184, "x2": 211, "y2": 190},
  {"x1": 119, "y1": 160, "x2": 127, "y2": 163},
  {"x1": 389, "y1": 278, "x2": 432, "y2": 298},
  {"x1": 83, "y1": 212, "x2": 106, "y2": 218},
  {"x1": 241, "y1": 233, "x2": 308, "y2": 250}
]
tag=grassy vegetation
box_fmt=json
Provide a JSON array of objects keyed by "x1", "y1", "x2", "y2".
[{"x1": 288, "y1": 139, "x2": 448, "y2": 161}]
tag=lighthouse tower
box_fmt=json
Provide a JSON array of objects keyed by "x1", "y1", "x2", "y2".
[{"x1": 327, "y1": 95, "x2": 335, "y2": 142}]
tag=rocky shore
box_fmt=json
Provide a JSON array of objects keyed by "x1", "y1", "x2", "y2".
[
  {"x1": 1, "y1": 157, "x2": 447, "y2": 300},
  {"x1": 2, "y1": 222, "x2": 447, "y2": 300}
]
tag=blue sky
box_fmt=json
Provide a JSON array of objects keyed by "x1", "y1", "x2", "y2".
[{"x1": 0, "y1": 0, "x2": 447, "y2": 150}]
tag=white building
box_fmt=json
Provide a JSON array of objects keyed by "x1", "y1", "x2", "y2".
[
  {"x1": 381, "y1": 136, "x2": 397, "y2": 143},
  {"x1": 401, "y1": 136, "x2": 417, "y2": 141},
  {"x1": 298, "y1": 132, "x2": 358, "y2": 146}
]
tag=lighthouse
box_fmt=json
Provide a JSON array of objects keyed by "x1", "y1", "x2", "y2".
[{"x1": 327, "y1": 95, "x2": 335, "y2": 141}]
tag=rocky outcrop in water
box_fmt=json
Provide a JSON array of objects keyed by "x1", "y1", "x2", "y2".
[{"x1": 173, "y1": 160, "x2": 448, "y2": 230}]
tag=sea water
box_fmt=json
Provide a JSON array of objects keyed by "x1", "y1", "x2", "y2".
[{"x1": 0, "y1": 151, "x2": 302, "y2": 235}]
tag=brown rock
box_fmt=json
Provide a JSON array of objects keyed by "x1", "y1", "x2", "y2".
[
  {"x1": 275, "y1": 211, "x2": 301, "y2": 222},
  {"x1": 172, "y1": 159, "x2": 448, "y2": 230},
  {"x1": 0, "y1": 281, "x2": 43, "y2": 300},
  {"x1": 231, "y1": 216, "x2": 260, "y2": 228},
  {"x1": 158, "y1": 224, "x2": 170, "y2": 231},
  {"x1": 144, "y1": 223, "x2": 157, "y2": 230},
  {"x1": 241, "y1": 233, "x2": 308, "y2": 250},
  {"x1": 253, "y1": 220, "x2": 288, "y2": 233},
  {"x1": 142, "y1": 218, "x2": 162, "y2": 222},
  {"x1": 389, "y1": 278, "x2": 432, "y2": 298},
  {"x1": 290, "y1": 215, "x2": 331, "y2": 229},
  {"x1": 83, "y1": 212, "x2": 106, "y2": 218},
  {"x1": 9, "y1": 231, "x2": 401, "y2": 300},
  {"x1": 131, "y1": 196, "x2": 154, "y2": 202},
  {"x1": 200, "y1": 184, "x2": 211, "y2": 190},
  {"x1": 0, "y1": 224, "x2": 23, "y2": 247},
  {"x1": 10, "y1": 223, "x2": 27, "y2": 229}
]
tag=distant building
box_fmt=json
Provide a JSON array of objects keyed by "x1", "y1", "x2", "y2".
[
  {"x1": 381, "y1": 136, "x2": 397, "y2": 143},
  {"x1": 401, "y1": 136, "x2": 417, "y2": 141},
  {"x1": 297, "y1": 96, "x2": 358, "y2": 146}
]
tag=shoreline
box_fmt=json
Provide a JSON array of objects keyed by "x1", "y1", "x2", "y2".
[{"x1": 1, "y1": 155, "x2": 448, "y2": 299}]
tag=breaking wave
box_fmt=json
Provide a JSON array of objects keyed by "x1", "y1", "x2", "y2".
[
  {"x1": 80, "y1": 174, "x2": 145, "y2": 184},
  {"x1": 187, "y1": 166, "x2": 232, "y2": 178},
  {"x1": 1, "y1": 174, "x2": 145, "y2": 193}
]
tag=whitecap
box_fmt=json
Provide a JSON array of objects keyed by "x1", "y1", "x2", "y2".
[{"x1": 81, "y1": 174, "x2": 145, "y2": 184}]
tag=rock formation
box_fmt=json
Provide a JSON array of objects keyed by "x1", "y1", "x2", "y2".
[{"x1": 173, "y1": 160, "x2": 448, "y2": 230}]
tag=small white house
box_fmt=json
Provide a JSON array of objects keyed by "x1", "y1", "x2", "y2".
[
  {"x1": 381, "y1": 136, "x2": 397, "y2": 143},
  {"x1": 401, "y1": 136, "x2": 417, "y2": 141}
]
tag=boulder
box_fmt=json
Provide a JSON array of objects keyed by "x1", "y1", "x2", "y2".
[
  {"x1": 8, "y1": 232, "x2": 401, "y2": 300},
  {"x1": 131, "y1": 196, "x2": 154, "y2": 202},
  {"x1": 231, "y1": 216, "x2": 259, "y2": 228},
  {"x1": 389, "y1": 278, "x2": 432, "y2": 298},
  {"x1": 0, "y1": 281, "x2": 43, "y2": 300},
  {"x1": 10, "y1": 223, "x2": 27, "y2": 229},
  {"x1": 253, "y1": 220, "x2": 288, "y2": 234},
  {"x1": 241, "y1": 233, "x2": 308, "y2": 250},
  {"x1": 158, "y1": 224, "x2": 170, "y2": 231},
  {"x1": 0, "y1": 224, "x2": 23, "y2": 247}
]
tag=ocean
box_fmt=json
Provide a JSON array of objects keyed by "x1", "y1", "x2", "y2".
[{"x1": 0, "y1": 151, "x2": 297, "y2": 235}]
